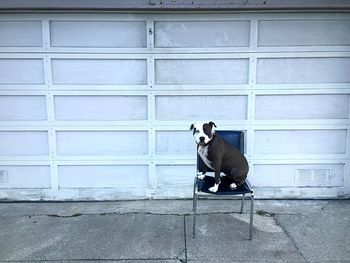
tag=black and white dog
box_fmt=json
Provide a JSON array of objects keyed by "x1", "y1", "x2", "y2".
[{"x1": 190, "y1": 121, "x2": 249, "y2": 193}]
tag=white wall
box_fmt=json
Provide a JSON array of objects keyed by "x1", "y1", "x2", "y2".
[{"x1": 0, "y1": 12, "x2": 349, "y2": 200}]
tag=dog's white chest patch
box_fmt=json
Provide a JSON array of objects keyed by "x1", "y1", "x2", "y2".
[{"x1": 198, "y1": 145, "x2": 214, "y2": 170}]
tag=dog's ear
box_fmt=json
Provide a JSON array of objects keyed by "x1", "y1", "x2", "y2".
[
  {"x1": 209, "y1": 121, "x2": 217, "y2": 128},
  {"x1": 190, "y1": 124, "x2": 194, "y2": 130}
]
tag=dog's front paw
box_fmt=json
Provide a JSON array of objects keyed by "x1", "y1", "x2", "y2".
[
  {"x1": 197, "y1": 172, "x2": 205, "y2": 180},
  {"x1": 229, "y1": 183, "x2": 237, "y2": 190},
  {"x1": 209, "y1": 184, "x2": 219, "y2": 193}
]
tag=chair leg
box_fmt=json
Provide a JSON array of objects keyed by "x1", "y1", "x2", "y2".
[
  {"x1": 192, "y1": 177, "x2": 197, "y2": 211},
  {"x1": 193, "y1": 193, "x2": 198, "y2": 238},
  {"x1": 240, "y1": 194, "x2": 245, "y2": 214},
  {"x1": 249, "y1": 194, "x2": 254, "y2": 240}
]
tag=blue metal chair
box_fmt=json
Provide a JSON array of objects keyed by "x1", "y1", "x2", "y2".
[{"x1": 192, "y1": 131, "x2": 254, "y2": 239}]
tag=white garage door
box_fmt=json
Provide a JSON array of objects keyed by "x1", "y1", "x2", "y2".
[{"x1": 0, "y1": 12, "x2": 349, "y2": 200}]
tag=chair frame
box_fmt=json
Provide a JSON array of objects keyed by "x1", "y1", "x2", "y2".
[{"x1": 192, "y1": 131, "x2": 254, "y2": 240}]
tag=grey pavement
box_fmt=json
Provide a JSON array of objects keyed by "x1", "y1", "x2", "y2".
[{"x1": 0, "y1": 200, "x2": 349, "y2": 262}]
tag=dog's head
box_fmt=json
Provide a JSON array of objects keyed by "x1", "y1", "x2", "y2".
[{"x1": 190, "y1": 121, "x2": 217, "y2": 146}]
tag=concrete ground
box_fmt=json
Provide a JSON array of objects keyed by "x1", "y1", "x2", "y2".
[{"x1": 0, "y1": 200, "x2": 349, "y2": 263}]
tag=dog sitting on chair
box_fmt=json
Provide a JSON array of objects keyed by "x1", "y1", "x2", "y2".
[{"x1": 190, "y1": 121, "x2": 249, "y2": 193}]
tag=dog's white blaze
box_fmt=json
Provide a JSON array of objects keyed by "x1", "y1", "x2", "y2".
[{"x1": 197, "y1": 145, "x2": 214, "y2": 170}]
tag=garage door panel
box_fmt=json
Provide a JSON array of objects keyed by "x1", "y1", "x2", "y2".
[
  {"x1": 155, "y1": 21, "x2": 250, "y2": 48},
  {"x1": 0, "y1": 166, "x2": 50, "y2": 188},
  {"x1": 0, "y1": 131, "x2": 48, "y2": 155},
  {"x1": 156, "y1": 165, "x2": 195, "y2": 189},
  {"x1": 56, "y1": 131, "x2": 148, "y2": 155},
  {"x1": 255, "y1": 94, "x2": 349, "y2": 120},
  {"x1": 156, "y1": 131, "x2": 194, "y2": 155},
  {"x1": 54, "y1": 96, "x2": 147, "y2": 121},
  {"x1": 0, "y1": 59, "x2": 44, "y2": 84},
  {"x1": 257, "y1": 57, "x2": 350, "y2": 84},
  {"x1": 155, "y1": 59, "x2": 249, "y2": 85},
  {"x1": 50, "y1": 21, "x2": 146, "y2": 48},
  {"x1": 0, "y1": 96, "x2": 47, "y2": 121},
  {"x1": 0, "y1": 21, "x2": 42, "y2": 47},
  {"x1": 52, "y1": 59, "x2": 147, "y2": 85},
  {"x1": 258, "y1": 20, "x2": 350, "y2": 47},
  {"x1": 254, "y1": 130, "x2": 346, "y2": 154},
  {"x1": 59, "y1": 165, "x2": 148, "y2": 188},
  {"x1": 156, "y1": 95, "x2": 247, "y2": 120},
  {"x1": 252, "y1": 164, "x2": 344, "y2": 187}
]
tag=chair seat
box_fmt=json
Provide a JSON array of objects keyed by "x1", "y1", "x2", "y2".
[{"x1": 197, "y1": 176, "x2": 253, "y2": 195}]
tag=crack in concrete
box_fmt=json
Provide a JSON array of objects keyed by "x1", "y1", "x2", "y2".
[
  {"x1": 183, "y1": 215, "x2": 188, "y2": 262},
  {"x1": 176, "y1": 249, "x2": 187, "y2": 263},
  {"x1": 46, "y1": 213, "x2": 83, "y2": 218},
  {"x1": 0, "y1": 210, "x2": 253, "y2": 218},
  {"x1": 273, "y1": 214, "x2": 308, "y2": 263}
]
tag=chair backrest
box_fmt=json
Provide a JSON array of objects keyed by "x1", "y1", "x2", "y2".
[{"x1": 197, "y1": 130, "x2": 244, "y2": 173}]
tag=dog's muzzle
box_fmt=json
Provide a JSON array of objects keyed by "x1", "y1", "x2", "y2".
[{"x1": 198, "y1": 137, "x2": 206, "y2": 145}]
